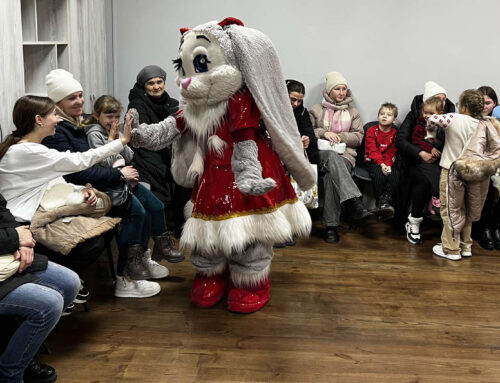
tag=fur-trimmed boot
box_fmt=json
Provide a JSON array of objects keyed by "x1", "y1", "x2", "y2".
[
  {"x1": 152, "y1": 232, "x2": 185, "y2": 263},
  {"x1": 126, "y1": 244, "x2": 150, "y2": 280},
  {"x1": 227, "y1": 278, "x2": 270, "y2": 314},
  {"x1": 227, "y1": 270, "x2": 271, "y2": 313},
  {"x1": 190, "y1": 269, "x2": 228, "y2": 308}
]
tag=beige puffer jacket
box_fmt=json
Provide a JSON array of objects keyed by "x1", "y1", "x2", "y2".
[
  {"x1": 309, "y1": 89, "x2": 363, "y2": 167},
  {"x1": 447, "y1": 118, "x2": 500, "y2": 237}
]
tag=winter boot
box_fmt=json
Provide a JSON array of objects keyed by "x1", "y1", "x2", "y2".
[
  {"x1": 479, "y1": 228, "x2": 494, "y2": 250},
  {"x1": 152, "y1": 231, "x2": 185, "y2": 263},
  {"x1": 325, "y1": 226, "x2": 339, "y2": 244},
  {"x1": 347, "y1": 197, "x2": 373, "y2": 222},
  {"x1": 125, "y1": 244, "x2": 150, "y2": 280},
  {"x1": 405, "y1": 214, "x2": 423, "y2": 245},
  {"x1": 227, "y1": 278, "x2": 270, "y2": 314},
  {"x1": 190, "y1": 271, "x2": 228, "y2": 308},
  {"x1": 376, "y1": 193, "x2": 395, "y2": 221}
]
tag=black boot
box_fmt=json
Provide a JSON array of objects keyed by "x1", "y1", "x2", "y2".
[
  {"x1": 494, "y1": 228, "x2": 500, "y2": 250},
  {"x1": 23, "y1": 356, "x2": 57, "y2": 383},
  {"x1": 348, "y1": 197, "x2": 372, "y2": 221},
  {"x1": 376, "y1": 193, "x2": 395, "y2": 221},
  {"x1": 479, "y1": 228, "x2": 494, "y2": 250},
  {"x1": 325, "y1": 226, "x2": 339, "y2": 244}
]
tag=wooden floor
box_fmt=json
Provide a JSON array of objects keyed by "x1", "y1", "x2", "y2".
[{"x1": 44, "y1": 218, "x2": 500, "y2": 383}]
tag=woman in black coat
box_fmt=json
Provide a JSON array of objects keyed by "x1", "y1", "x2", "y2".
[
  {"x1": 128, "y1": 65, "x2": 191, "y2": 237},
  {"x1": 395, "y1": 81, "x2": 455, "y2": 245}
]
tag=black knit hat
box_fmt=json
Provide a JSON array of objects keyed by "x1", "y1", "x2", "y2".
[{"x1": 136, "y1": 65, "x2": 166, "y2": 87}]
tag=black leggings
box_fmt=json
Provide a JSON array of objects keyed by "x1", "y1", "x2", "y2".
[
  {"x1": 407, "y1": 166, "x2": 431, "y2": 218},
  {"x1": 366, "y1": 162, "x2": 400, "y2": 200}
]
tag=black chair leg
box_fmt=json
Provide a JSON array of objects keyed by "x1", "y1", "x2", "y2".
[{"x1": 106, "y1": 228, "x2": 118, "y2": 282}]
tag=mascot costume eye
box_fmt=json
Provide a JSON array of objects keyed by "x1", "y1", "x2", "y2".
[{"x1": 131, "y1": 17, "x2": 315, "y2": 313}]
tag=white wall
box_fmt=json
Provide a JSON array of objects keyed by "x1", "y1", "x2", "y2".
[{"x1": 112, "y1": 0, "x2": 500, "y2": 123}]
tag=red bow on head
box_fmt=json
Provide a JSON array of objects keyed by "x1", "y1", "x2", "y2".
[{"x1": 179, "y1": 17, "x2": 244, "y2": 35}]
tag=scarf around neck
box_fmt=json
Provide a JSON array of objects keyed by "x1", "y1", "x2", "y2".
[
  {"x1": 56, "y1": 105, "x2": 83, "y2": 128},
  {"x1": 321, "y1": 89, "x2": 352, "y2": 133}
]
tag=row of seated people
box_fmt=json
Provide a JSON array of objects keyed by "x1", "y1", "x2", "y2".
[
  {"x1": 0, "y1": 66, "x2": 191, "y2": 382},
  {"x1": 0, "y1": 66, "x2": 499, "y2": 382},
  {"x1": 285, "y1": 74, "x2": 500, "y2": 254}
]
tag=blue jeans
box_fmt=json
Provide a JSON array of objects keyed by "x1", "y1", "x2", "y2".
[
  {"x1": 0, "y1": 261, "x2": 80, "y2": 383},
  {"x1": 117, "y1": 183, "x2": 167, "y2": 275}
]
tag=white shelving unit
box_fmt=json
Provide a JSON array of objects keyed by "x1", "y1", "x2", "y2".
[{"x1": 21, "y1": 0, "x2": 70, "y2": 94}]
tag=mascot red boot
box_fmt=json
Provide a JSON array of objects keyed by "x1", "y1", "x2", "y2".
[{"x1": 131, "y1": 17, "x2": 315, "y2": 313}]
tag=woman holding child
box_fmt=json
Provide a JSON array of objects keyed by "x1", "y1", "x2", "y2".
[
  {"x1": 396, "y1": 81, "x2": 455, "y2": 245},
  {"x1": 309, "y1": 72, "x2": 371, "y2": 243}
]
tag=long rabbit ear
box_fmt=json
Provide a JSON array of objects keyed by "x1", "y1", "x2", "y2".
[
  {"x1": 218, "y1": 17, "x2": 244, "y2": 28},
  {"x1": 180, "y1": 27, "x2": 191, "y2": 34}
]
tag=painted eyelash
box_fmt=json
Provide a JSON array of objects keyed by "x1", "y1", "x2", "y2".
[{"x1": 172, "y1": 58, "x2": 183, "y2": 71}]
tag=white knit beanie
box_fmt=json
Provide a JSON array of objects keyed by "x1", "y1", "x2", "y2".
[
  {"x1": 423, "y1": 81, "x2": 446, "y2": 102},
  {"x1": 45, "y1": 69, "x2": 83, "y2": 103},
  {"x1": 325, "y1": 72, "x2": 348, "y2": 93}
]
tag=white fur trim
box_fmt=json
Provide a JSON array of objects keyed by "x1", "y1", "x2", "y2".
[
  {"x1": 66, "y1": 191, "x2": 85, "y2": 206},
  {"x1": 183, "y1": 100, "x2": 228, "y2": 142},
  {"x1": 207, "y1": 135, "x2": 227, "y2": 157},
  {"x1": 180, "y1": 201, "x2": 311, "y2": 255},
  {"x1": 184, "y1": 200, "x2": 194, "y2": 221},
  {"x1": 187, "y1": 146, "x2": 205, "y2": 181},
  {"x1": 230, "y1": 265, "x2": 270, "y2": 288},
  {"x1": 194, "y1": 262, "x2": 227, "y2": 277}
]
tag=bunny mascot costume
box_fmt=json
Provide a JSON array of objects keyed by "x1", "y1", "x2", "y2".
[{"x1": 130, "y1": 17, "x2": 315, "y2": 313}]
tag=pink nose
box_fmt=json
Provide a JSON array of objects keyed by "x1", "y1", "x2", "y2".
[{"x1": 181, "y1": 77, "x2": 192, "y2": 89}]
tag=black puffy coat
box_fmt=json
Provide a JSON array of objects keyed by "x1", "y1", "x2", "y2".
[{"x1": 396, "y1": 94, "x2": 455, "y2": 166}]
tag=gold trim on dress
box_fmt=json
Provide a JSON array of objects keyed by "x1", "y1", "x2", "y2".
[{"x1": 191, "y1": 197, "x2": 299, "y2": 221}]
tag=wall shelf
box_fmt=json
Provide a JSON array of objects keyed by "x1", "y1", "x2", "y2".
[{"x1": 20, "y1": 0, "x2": 70, "y2": 95}]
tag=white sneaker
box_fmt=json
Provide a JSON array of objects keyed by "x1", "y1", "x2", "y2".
[
  {"x1": 142, "y1": 249, "x2": 169, "y2": 279},
  {"x1": 461, "y1": 250, "x2": 472, "y2": 257},
  {"x1": 432, "y1": 244, "x2": 461, "y2": 261},
  {"x1": 114, "y1": 276, "x2": 161, "y2": 298}
]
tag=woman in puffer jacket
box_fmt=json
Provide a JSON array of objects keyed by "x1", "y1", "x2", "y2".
[{"x1": 309, "y1": 71, "x2": 371, "y2": 244}]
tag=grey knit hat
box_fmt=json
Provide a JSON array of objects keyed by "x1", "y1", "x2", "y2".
[{"x1": 136, "y1": 65, "x2": 166, "y2": 87}]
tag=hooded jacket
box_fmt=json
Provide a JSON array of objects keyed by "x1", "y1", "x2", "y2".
[
  {"x1": 447, "y1": 118, "x2": 500, "y2": 236},
  {"x1": 396, "y1": 94, "x2": 455, "y2": 166}
]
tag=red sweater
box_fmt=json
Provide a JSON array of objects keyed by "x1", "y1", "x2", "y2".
[
  {"x1": 412, "y1": 118, "x2": 434, "y2": 153},
  {"x1": 364, "y1": 125, "x2": 397, "y2": 166}
]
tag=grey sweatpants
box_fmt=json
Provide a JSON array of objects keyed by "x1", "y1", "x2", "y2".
[
  {"x1": 318, "y1": 151, "x2": 361, "y2": 227},
  {"x1": 190, "y1": 242, "x2": 273, "y2": 282}
]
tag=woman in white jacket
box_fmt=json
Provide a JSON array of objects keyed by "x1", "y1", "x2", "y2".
[{"x1": 0, "y1": 95, "x2": 161, "y2": 298}]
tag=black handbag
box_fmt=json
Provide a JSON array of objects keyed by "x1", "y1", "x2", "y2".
[{"x1": 104, "y1": 176, "x2": 133, "y2": 212}]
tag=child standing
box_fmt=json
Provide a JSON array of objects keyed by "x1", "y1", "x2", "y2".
[
  {"x1": 411, "y1": 96, "x2": 445, "y2": 218},
  {"x1": 364, "y1": 103, "x2": 400, "y2": 220},
  {"x1": 84, "y1": 96, "x2": 185, "y2": 286},
  {"x1": 426, "y1": 89, "x2": 486, "y2": 260}
]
